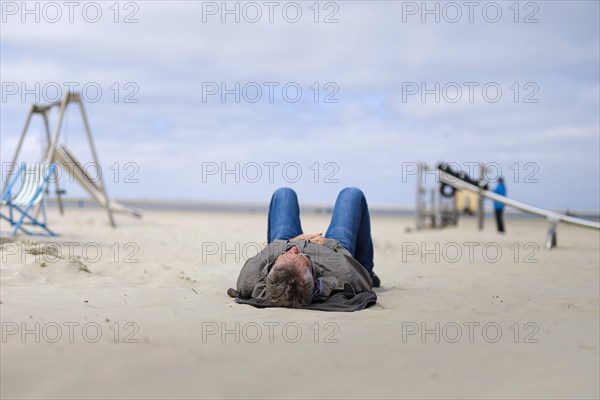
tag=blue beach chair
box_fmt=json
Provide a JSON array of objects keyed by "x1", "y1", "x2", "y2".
[{"x1": 1, "y1": 163, "x2": 58, "y2": 236}]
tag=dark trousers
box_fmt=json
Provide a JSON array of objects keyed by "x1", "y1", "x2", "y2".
[{"x1": 494, "y1": 208, "x2": 505, "y2": 233}]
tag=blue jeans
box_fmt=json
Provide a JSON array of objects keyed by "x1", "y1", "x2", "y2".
[{"x1": 267, "y1": 187, "x2": 374, "y2": 272}]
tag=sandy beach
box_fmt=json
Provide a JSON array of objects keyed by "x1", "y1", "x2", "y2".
[
  {"x1": 1, "y1": 208, "x2": 598, "y2": 399},
  {"x1": 2, "y1": 0, "x2": 599, "y2": 398}
]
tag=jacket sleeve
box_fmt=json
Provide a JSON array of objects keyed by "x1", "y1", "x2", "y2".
[
  {"x1": 236, "y1": 241, "x2": 287, "y2": 298},
  {"x1": 314, "y1": 275, "x2": 339, "y2": 302}
]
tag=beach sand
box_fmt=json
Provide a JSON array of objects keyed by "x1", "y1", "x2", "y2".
[{"x1": 1, "y1": 208, "x2": 599, "y2": 399}]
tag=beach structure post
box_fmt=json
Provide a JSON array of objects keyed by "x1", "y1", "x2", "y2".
[
  {"x1": 41, "y1": 110, "x2": 65, "y2": 215},
  {"x1": 415, "y1": 162, "x2": 459, "y2": 230},
  {"x1": 415, "y1": 163, "x2": 423, "y2": 230},
  {"x1": 477, "y1": 163, "x2": 485, "y2": 231},
  {"x1": 3, "y1": 104, "x2": 35, "y2": 193},
  {"x1": 75, "y1": 95, "x2": 115, "y2": 227},
  {"x1": 546, "y1": 219, "x2": 558, "y2": 250}
]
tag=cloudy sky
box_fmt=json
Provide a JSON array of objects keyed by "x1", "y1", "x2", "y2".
[{"x1": 1, "y1": 1, "x2": 598, "y2": 209}]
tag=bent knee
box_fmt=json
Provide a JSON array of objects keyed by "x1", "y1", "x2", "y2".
[
  {"x1": 339, "y1": 187, "x2": 365, "y2": 198},
  {"x1": 273, "y1": 187, "x2": 297, "y2": 198}
]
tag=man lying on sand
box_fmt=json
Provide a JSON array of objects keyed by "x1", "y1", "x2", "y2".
[{"x1": 227, "y1": 187, "x2": 379, "y2": 311}]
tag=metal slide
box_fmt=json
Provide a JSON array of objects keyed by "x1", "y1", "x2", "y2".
[
  {"x1": 437, "y1": 163, "x2": 598, "y2": 249},
  {"x1": 53, "y1": 144, "x2": 142, "y2": 218},
  {"x1": 437, "y1": 164, "x2": 599, "y2": 230}
]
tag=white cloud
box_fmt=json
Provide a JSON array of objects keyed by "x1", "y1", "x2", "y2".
[{"x1": 1, "y1": 1, "x2": 598, "y2": 209}]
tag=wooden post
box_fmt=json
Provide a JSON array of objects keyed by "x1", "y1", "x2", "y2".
[
  {"x1": 42, "y1": 111, "x2": 64, "y2": 215},
  {"x1": 478, "y1": 163, "x2": 485, "y2": 231},
  {"x1": 43, "y1": 93, "x2": 69, "y2": 164},
  {"x1": 546, "y1": 219, "x2": 558, "y2": 250},
  {"x1": 2, "y1": 105, "x2": 35, "y2": 193},
  {"x1": 415, "y1": 163, "x2": 422, "y2": 230},
  {"x1": 76, "y1": 95, "x2": 116, "y2": 228},
  {"x1": 435, "y1": 163, "x2": 442, "y2": 228}
]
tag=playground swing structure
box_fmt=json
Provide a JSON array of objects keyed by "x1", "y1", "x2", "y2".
[{"x1": 2, "y1": 91, "x2": 141, "y2": 234}]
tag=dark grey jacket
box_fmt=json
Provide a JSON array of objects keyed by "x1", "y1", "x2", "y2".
[{"x1": 231, "y1": 239, "x2": 377, "y2": 312}]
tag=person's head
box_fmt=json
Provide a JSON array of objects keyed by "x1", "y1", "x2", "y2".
[
  {"x1": 498, "y1": 176, "x2": 504, "y2": 184},
  {"x1": 266, "y1": 245, "x2": 314, "y2": 308}
]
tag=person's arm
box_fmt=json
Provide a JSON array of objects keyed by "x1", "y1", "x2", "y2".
[
  {"x1": 290, "y1": 233, "x2": 329, "y2": 245},
  {"x1": 309, "y1": 235, "x2": 327, "y2": 245},
  {"x1": 291, "y1": 232, "x2": 322, "y2": 240}
]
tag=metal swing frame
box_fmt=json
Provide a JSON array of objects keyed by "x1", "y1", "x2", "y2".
[{"x1": 2, "y1": 91, "x2": 140, "y2": 230}]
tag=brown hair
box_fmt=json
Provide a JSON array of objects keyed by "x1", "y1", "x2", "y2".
[{"x1": 266, "y1": 263, "x2": 314, "y2": 308}]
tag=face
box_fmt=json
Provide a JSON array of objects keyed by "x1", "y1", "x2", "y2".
[{"x1": 271, "y1": 245, "x2": 312, "y2": 274}]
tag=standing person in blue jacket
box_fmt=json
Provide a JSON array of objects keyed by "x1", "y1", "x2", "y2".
[{"x1": 493, "y1": 177, "x2": 506, "y2": 233}]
